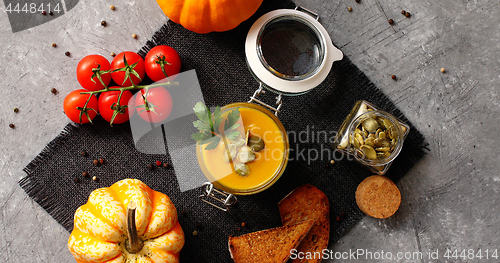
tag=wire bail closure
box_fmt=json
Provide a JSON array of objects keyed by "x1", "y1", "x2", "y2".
[
  {"x1": 199, "y1": 182, "x2": 237, "y2": 211},
  {"x1": 294, "y1": 6, "x2": 319, "y2": 21},
  {"x1": 248, "y1": 83, "x2": 283, "y2": 116}
]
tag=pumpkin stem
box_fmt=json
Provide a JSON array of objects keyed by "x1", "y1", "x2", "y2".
[{"x1": 126, "y1": 201, "x2": 144, "y2": 253}]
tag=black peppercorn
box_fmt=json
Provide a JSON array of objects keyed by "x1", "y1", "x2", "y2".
[
  {"x1": 388, "y1": 19, "x2": 394, "y2": 25},
  {"x1": 9, "y1": 124, "x2": 15, "y2": 129},
  {"x1": 163, "y1": 162, "x2": 169, "y2": 168},
  {"x1": 401, "y1": 10, "x2": 406, "y2": 15},
  {"x1": 49, "y1": 11, "x2": 53, "y2": 16},
  {"x1": 93, "y1": 159, "x2": 99, "y2": 165},
  {"x1": 391, "y1": 75, "x2": 397, "y2": 80},
  {"x1": 355, "y1": 0, "x2": 360, "y2": 3},
  {"x1": 51, "y1": 88, "x2": 58, "y2": 94},
  {"x1": 13, "y1": 108, "x2": 19, "y2": 113},
  {"x1": 101, "y1": 21, "x2": 107, "y2": 27},
  {"x1": 65, "y1": 51, "x2": 71, "y2": 57},
  {"x1": 82, "y1": 171, "x2": 89, "y2": 177},
  {"x1": 405, "y1": 12, "x2": 411, "y2": 18}
]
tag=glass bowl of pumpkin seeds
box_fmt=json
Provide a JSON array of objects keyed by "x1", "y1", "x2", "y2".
[{"x1": 335, "y1": 100, "x2": 410, "y2": 175}]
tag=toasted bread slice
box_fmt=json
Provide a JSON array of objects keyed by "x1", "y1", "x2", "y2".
[
  {"x1": 228, "y1": 220, "x2": 314, "y2": 263},
  {"x1": 279, "y1": 184, "x2": 330, "y2": 263}
]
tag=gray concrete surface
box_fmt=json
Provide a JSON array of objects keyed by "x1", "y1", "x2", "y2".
[{"x1": 1, "y1": 0, "x2": 499, "y2": 262}]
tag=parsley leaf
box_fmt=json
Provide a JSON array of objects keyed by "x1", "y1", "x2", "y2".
[
  {"x1": 191, "y1": 102, "x2": 241, "y2": 150},
  {"x1": 224, "y1": 108, "x2": 240, "y2": 131},
  {"x1": 203, "y1": 136, "x2": 221, "y2": 150}
]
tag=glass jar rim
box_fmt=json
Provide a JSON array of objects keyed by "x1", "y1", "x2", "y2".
[
  {"x1": 347, "y1": 110, "x2": 405, "y2": 166},
  {"x1": 256, "y1": 14, "x2": 326, "y2": 81}
]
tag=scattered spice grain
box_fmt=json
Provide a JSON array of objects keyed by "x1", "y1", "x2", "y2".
[
  {"x1": 156, "y1": 160, "x2": 162, "y2": 166},
  {"x1": 99, "y1": 158, "x2": 104, "y2": 164},
  {"x1": 65, "y1": 51, "x2": 71, "y2": 57},
  {"x1": 93, "y1": 159, "x2": 99, "y2": 165},
  {"x1": 192, "y1": 230, "x2": 198, "y2": 236},
  {"x1": 110, "y1": 52, "x2": 116, "y2": 57},
  {"x1": 347, "y1": 6, "x2": 353, "y2": 12},
  {"x1": 330, "y1": 160, "x2": 335, "y2": 165},
  {"x1": 241, "y1": 222, "x2": 246, "y2": 227},
  {"x1": 101, "y1": 21, "x2": 107, "y2": 27},
  {"x1": 9, "y1": 124, "x2": 15, "y2": 129},
  {"x1": 74, "y1": 177, "x2": 80, "y2": 183},
  {"x1": 49, "y1": 11, "x2": 53, "y2": 16},
  {"x1": 110, "y1": 5, "x2": 115, "y2": 10},
  {"x1": 92, "y1": 176, "x2": 98, "y2": 181},
  {"x1": 388, "y1": 19, "x2": 394, "y2": 25},
  {"x1": 355, "y1": 0, "x2": 360, "y2": 3},
  {"x1": 51, "y1": 88, "x2": 58, "y2": 95},
  {"x1": 80, "y1": 150, "x2": 88, "y2": 157},
  {"x1": 147, "y1": 163, "x2": 154, "y2": 170},
  {"x1": 401, "y1": 10, "x2": 406, "y2": 15},
  {"x1": 132, "y1": 33, "x2": 137, "y2": 39},
  {"x1": 82, "y1": 171, "x2": 89, "y2": 177},
  {"x1": 440, "y1": 68, "x2": 446, "y2": 73},
  {"x1": 13, "y1": 108, "x2": 19, "y2": 113},
  {"x1": 51, "y1": 43, "x2": 57, "y2": 47},
  {"x1": 391, "y1": 75, "x2": 397, "y2": 80},
  {"x1": 405, "y1": 12, "x2": 411, "y2": 18},
  {"x1": 41, "y1": 11, "x2": 46, "y2": 15},
  {"x1": 163, "y1": 162, "x2": 169, "y2": 168}
]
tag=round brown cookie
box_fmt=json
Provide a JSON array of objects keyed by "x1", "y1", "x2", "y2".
[{"x1": 355, "y1": 175, "x2": 401, "y2": 219}]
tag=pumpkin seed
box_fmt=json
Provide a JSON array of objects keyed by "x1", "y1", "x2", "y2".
[
  {"x1": 235, "y1": 163, "x2": 250, "y2": 176},
  {"x1": 355, "y1": 133, "x2": 364, "y2": 145},
  {"x1": 237, "y1": 146, "x2": 256, "y2": 163},
  {"x1": 362, "y1": 118, "x2": 379, "y2": 132},
  {"x1": 248, "y1": 136, "x2": 265, "y2": 152},
  {"x1": 232, "y1": 137, "x2": 246, "y2": 148},
  {"x1": 375, "y1": 147, "x2": 391, "y2": 152},
  {"x1": 223, "y1": 144, "x2": 237, "y2": 162},
  {"x1": 351, "y1": 136, "x2": 360, "y2": 149},
  {"x1": 364, "y1": 137, "x2": 375, "y2": 147},
  {"x1": 360, "y1": 145, "x2": 377, "y2": 160}
]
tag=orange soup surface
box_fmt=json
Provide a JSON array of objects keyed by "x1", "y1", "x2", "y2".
[{"x1": 201, "y1": 107, "x2": 286, "y2": 192}]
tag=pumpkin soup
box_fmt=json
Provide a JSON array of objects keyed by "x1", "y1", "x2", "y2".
[{"x1": 197, "y1": 103, "x2": 288, "y2": 194}]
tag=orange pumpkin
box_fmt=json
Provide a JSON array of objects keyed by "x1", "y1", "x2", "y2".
[
  {"x1": 68, "y1": 178, "x2": 184, "y2": 263},
  {"x1": 156, "y1": 0, "x2": 264, "y2": 34}
]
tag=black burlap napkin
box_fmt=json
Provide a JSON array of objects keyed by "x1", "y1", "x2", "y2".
[{"x1": 20, "y1": 0, "x2": 425, "y2": 262}]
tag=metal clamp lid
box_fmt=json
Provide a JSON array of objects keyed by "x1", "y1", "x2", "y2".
[
  {"x1": 248, "y1": 83, "x2": 283, "y2": 116},
  {"x1": 199, "y1": 182, "x2": 237, "y2": 211}
]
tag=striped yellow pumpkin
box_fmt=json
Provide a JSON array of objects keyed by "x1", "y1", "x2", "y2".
[{"x1": 68, "y1": 179, "x2": 184, "y2": 263}]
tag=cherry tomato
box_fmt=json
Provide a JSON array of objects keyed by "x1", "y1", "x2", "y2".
[
  {"x1": 98, "y1": 89, "x2": 133, "y2": 125},
  {"x1": 135, "y1": 87, "x2": 173, "y2": 123},
  {"x1": 145, "y1": 45, "x2": 181, "y2": 82},
  {"x1": 111, "y1": 51, "x2": 145, "y2": 87},
  {"x1": 76, "y1": 55, "x2": 111, "y2": 91},
  {"x1": 64, "y1": 89, "x2": 98, "y2": 124}
]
